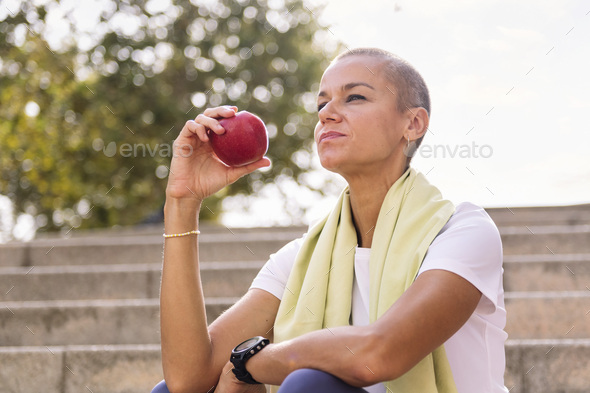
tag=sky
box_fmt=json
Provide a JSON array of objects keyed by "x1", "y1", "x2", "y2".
[
  {"x1": 2, "y1": 0, "x2": 590, "y2": 234},
  {"x1": 225, "y1": 0, "x2": 590, "y2": 226},
  {"x1": 316, "y1": 0, "x2": 590, "y2": 207}
]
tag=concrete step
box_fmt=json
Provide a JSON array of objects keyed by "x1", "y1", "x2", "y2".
[
  {"x1": 2, "y1": 224, "x2": 589, "y2": 266},
  {"x1": 0, "y1": 298, "x2": 237, "y2": 346},
  {"x1": 0, "y1": 230, "x2": 304, "y2": 267},
  {"x1": 3, "y1": 225, "x2": 588, "y2": 268},
  {"x1": 504, "y1": 338, "x2": 590, "y2": 393},
  {"x1": 486, "y1": 204, "x2": 590, "y2": 226},
  {"x1": 0, "y1": 264, "x2": 158, "y2": 302},
  {"x1": 0, "y1": 261, "x2": 263, "y2": 302},
  {"x1": 27, "y1": 204, "x2": 590, "y2": 238},
  {"x1": 500, "y1": 224, "x2": 590, "y2": 255},
  {"x1": 3, "y1": 252, "x2": 590, "y2": 303},
  {"x1": 505, "y1": 291, "x2": 590, "y2": 339},
  {"x1": 3, "y1": 291, "x2": 588, "y2": 347},
  {"x1": 1, "y1": 339, "x2": 589, "y2": 393},
  {"x1": 0, "y1": 344, "x2": 163, "y2": 393},
  {"x1": 504, "y1": 253, "x2": 590, "y2": 292},
  {"x1": 2, "y1": 253, "x2": 590, "y2": 303}
]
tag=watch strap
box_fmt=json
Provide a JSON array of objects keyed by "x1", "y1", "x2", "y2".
[
  {"x1": 230, "y1": 337, "x2": 269, "y2": 384},
  {"x1": 231, "y1": 366, "x2": 261, "y2": 384}
]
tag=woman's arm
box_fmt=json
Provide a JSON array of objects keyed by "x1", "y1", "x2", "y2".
[
  {"x1": 159, "y1": 106, "x2": 277, "y2": 393},
  {"x1": 247, "y1": 269, "x2": 481, "y2": 387}
]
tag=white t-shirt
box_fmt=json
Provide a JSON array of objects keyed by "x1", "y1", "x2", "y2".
[{"x1": 251, "y1": 202, "x2": 508, "y2": 393}]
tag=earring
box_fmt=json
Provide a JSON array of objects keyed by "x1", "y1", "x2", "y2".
[{"x1": 404, "y1": 136, "x2": 417, "y2": 158}]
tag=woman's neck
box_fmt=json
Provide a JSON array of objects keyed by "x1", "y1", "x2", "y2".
[
  {"x1": 349, "y1": 189, "x2": 383, "y2": 248},
  {"x1": 347, "y1": 165, "x2": 408, "y2": 248}
]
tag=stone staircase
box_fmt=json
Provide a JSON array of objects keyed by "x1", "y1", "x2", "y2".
[
  {"x1": 489, "y1": 205, "x2": 590, "y2": 393},
  {"x1": 0, "y1": 205, "x2": 589, "y2": 393}
]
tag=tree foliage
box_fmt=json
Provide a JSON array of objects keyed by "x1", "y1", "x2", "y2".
[{"x1": 0, "y1": 0, "x2": 341, "y2": 233}]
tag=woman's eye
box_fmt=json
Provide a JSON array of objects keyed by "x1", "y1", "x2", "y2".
[
  {"x1": 318, "y1": 95, "x2": 364, "y2": 111},
  {"x1": 347, "y1": 94, "x2": 365, "y2": 102}
]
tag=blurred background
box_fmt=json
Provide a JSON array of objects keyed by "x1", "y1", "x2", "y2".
[
  {"x1": 1, "y1": 0, "x2": 589, "y2": 242},
  {"x1": 1, "y1": 3, "x2": 589, "y2": 392}
]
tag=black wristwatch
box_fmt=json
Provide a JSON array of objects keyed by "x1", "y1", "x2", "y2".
[{"x1": 230, "y1": 336, "x2": 270, "y2": 384}]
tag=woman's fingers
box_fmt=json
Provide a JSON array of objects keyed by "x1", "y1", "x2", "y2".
[
  {"x1": 178, "y1": 120, "x2": 206, "y2": 143},
  {"x1": 189, "y1": 106, "x2": 237, "y2": 141},
  {"x1": 178, "y1": 106, "x2": 239, "y2": 144},
  {"x1": 225, "y1": 157, "x2": 272, "y2": 185},
  {"x1": 203, "y1": 105, "x2": 237, "y2": 117}
]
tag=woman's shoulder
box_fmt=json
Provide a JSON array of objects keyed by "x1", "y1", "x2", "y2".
[
  {"x1": 428, "y1": 201, "x2": 503, "y2": 271},
  {"x1": 450, "y1": 201, "x2": 496, "y2": 222},
  {"x1": 440, "y1": 201, "x2": 501, "y2": 238},
  {"x1": 423, "y1": 202, "x2": 504, "y2": 313}
]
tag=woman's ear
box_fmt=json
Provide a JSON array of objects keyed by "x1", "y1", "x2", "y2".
[{"x1": 406, "y1": 107, "x2": 429, "y2": 141}]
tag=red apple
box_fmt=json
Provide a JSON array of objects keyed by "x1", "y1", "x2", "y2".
[{"x1": 209, "y1": 111, "x2": 269, "y2": 167}]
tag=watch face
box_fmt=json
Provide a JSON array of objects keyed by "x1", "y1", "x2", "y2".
[{"x1": 235, "y1": 337, "x2": 260, "y2": 351}]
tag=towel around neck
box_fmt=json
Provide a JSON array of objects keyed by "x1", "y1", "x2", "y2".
[{"x1": 273, "y1": 167, "x2": 457, "y2": 392}]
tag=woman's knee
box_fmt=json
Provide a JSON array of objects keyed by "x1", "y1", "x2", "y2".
[
  {"x1": 279, "y1": 369, "x2": 323, "y2": 392},
  {"x1": 151, "y1": 380, "x2": 170, "y2": 393},
  {"x1": 278, "y1": 369, "x2": 366, "y2": 393}
]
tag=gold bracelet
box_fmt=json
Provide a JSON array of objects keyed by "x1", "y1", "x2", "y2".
[{"x1": 163, "y1": 230, "x2": 201, "y2": 238}]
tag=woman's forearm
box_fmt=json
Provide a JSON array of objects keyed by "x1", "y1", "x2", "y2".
[
  {"x1": 160, "y1": 197, "x2": 216, "y2": 392},
  {"x1": 247, "y1": 325, "x2": 382, "y2": 387},
  {"x1": 247, "y1": 269, "x2": 481, "y2": 388},
  {"x1": 158, "y1": 106, "x2": 272, "y2": 392}
]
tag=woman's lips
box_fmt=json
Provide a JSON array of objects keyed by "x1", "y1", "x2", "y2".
[{"x1": 318, "y1": 131, "x2": 345, "y2": 143}]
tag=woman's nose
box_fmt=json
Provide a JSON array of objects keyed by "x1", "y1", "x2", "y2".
[{"x1": 318, "y1": 101, "x2": 341, "y2": 123}]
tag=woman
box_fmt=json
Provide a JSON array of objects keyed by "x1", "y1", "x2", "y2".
[{"x1": 153, "y1": 48, "x2": 508, "y2": 393}]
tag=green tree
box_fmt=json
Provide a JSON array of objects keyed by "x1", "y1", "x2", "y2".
[{"x1": 0, "y1": 0, "x2": 341, "y2": 234}]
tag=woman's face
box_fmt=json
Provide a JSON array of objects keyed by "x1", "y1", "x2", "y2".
[{"x1": 314, "y1": 55, "x2": 410, "y2": 177}]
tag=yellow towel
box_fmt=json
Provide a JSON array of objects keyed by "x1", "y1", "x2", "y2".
[{"x1": 273, "y1": 168, "x2": 457, "y2": 392}]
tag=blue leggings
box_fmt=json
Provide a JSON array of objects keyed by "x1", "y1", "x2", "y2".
[
  {"x1": 151, "y1": 380, "x2": 170, "y2": 393},
  {"x1": 151, "y1": 369, "x2": 369, "y2": 393},
  {"x1": 278, "y1": 369, "x2": 370, "y2": 393}
]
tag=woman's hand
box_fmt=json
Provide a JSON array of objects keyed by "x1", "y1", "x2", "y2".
[
  {"x1": 214, "y1": 361, "x2": 267, "y2": 393},
  {"x1": 165, "y1": 105, "x2": 271, "y2": 203}
]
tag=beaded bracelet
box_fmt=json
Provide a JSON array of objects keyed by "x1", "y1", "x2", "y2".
[{"x1": 162, "y1": 230, "x2": 201, "y2": 238}]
